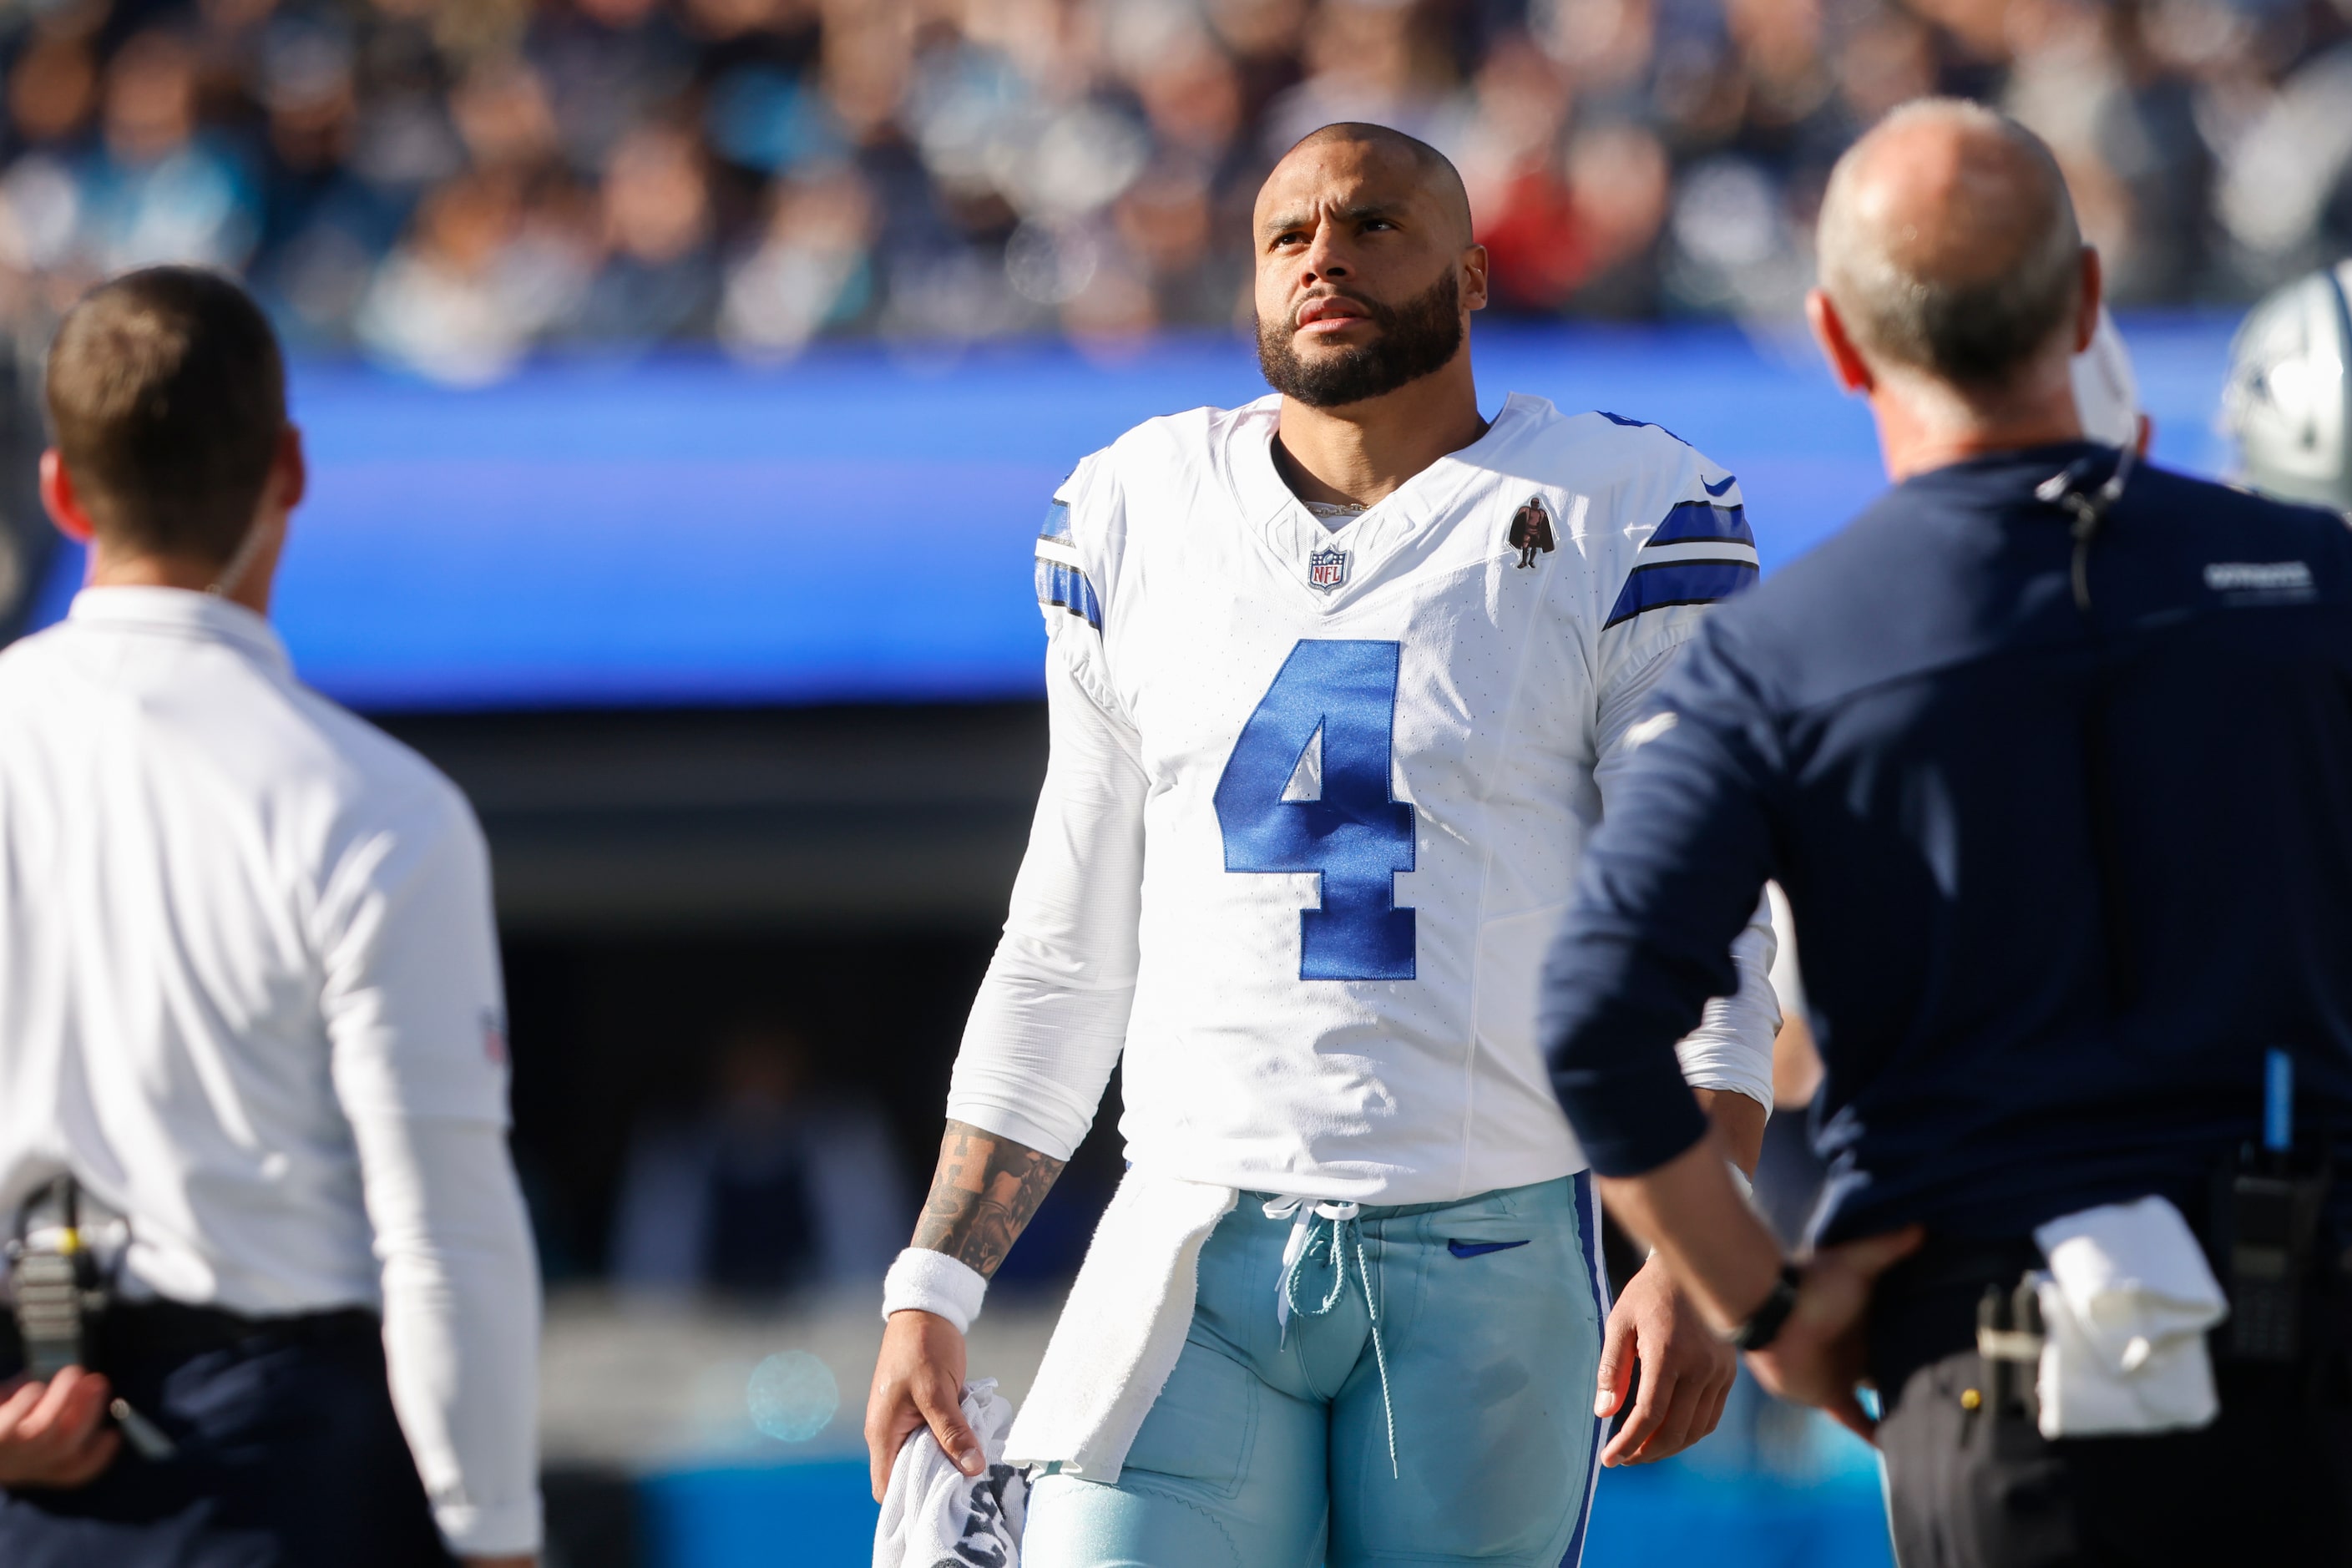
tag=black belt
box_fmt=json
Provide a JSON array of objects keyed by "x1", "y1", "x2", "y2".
[
  {"x1": 3, "y1": 1300, "x2": 380, "y2": 1376},
  {"x1": 100, "y1": 1302, "x2": 381, "y2": 1363},
  {"x1": 1874, "y1": 1235, "x2": 2045, "y2": 1309}
]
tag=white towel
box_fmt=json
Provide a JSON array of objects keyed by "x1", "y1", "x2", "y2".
[
  {"x1": 873, "y1": 1378, "x2": 1028, "y2": 1568},
  {"x1": 2031, "y1": 1196, "x2": 2230, "y2": 1439},
  {"x1": 1002, "y1": 1169, "x2": 1238, "y2": 1482}
]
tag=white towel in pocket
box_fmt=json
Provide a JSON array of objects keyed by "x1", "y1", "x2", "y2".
[{"x1": 2031, "y1": 1196, "x2": 2229, "y2": 1439}]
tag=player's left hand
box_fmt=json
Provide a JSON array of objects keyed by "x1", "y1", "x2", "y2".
[{"x1": 1594, "y1": 1255, "x2": 1737, "y2": 1466}]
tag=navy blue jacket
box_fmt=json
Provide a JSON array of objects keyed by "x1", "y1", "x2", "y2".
[{"x1": 1541, "y1": 444, "x2": 2352, "y2": 1246}]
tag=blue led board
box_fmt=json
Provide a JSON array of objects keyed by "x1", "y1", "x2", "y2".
[{"x1": 25, "y1": 317, "x2": 2240, "y2": 711}]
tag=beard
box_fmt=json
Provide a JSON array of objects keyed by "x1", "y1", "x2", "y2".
[{"x1": 1256, "y1": 269, "x2": 1464, "y2": 408}]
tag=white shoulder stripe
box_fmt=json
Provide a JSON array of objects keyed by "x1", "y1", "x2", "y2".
[{"x1": 1640, "y1": 539, "x2": 1759, "y2": 569}]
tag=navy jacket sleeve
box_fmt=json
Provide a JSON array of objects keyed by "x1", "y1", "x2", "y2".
[{"x1": 1540, "y1": 615, "x2": 1784, "y2": 1176}]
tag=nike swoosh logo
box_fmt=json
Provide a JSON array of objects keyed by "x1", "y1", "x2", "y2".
[
  {"x1": 1447, "y1": 1239, "x2": 1531, "y2": 1259},
  {"x1": 1702, "y1": 474, "x2": 1737, "y2": 497}
]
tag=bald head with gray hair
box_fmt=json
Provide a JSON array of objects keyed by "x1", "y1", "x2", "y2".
[{"x1": 1817, "y1": 99, "x2": 2085, "y2": 392}]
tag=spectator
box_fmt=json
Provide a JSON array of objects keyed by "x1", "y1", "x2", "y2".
[
  {"x1": 608, "y1": 1017, "x2": 907, "y2": 1297},
  {"x1": 248, "y1": 16, "x2": 384, "y2": 346},
  {"x1": 1110, "y1": 162, "x2": 1237, "y2": 328},
  {"x1": 719, "y1": 162, "x2": 876, "y2": 356},
  {"x1": 80, "y1": 30, "x2": 259, "y2": 276},
  {"x1": 6, "y1": 29, "x2": 99, "y2": 151},
  {"x1": 575, "y1": 119, "x2": 719, "y2": 342},
  {"x1": 357, "y1": 166, "x2": 591, "y2": 382},
  {"x1": 529, "y1": 0, "x2": 698, "y2": 176},
  {"x1": 1263, "y1": 0, "x2": 1468, "y2": 156},
  {"x1": 451, "y1": 55, "x2": 564, "y2": 178}
]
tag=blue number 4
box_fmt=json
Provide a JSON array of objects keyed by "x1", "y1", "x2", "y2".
[{"x1": 1213, "y1": 640, "x2": 1417, "y2": 980}]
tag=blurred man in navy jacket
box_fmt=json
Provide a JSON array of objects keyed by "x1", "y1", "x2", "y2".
[{"x1": 1540, "y1": 99, "x2": 2352, "y2": 1567}]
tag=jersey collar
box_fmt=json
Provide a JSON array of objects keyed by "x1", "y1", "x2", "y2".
[
  {"x1": 1226, "y1": 392, "x2": 1539, "y2": 610},
  {"x1": 68, "y1": 586, "x2": 294, "y2": 678}
]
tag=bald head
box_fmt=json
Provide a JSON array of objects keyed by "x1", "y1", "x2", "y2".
[
  {"x1": 1818, "y1": 99, "x2": 2084, "y2": 390},
  {"x1": 1266, "y1": 122, "x2": 1474, "y2": 248}
]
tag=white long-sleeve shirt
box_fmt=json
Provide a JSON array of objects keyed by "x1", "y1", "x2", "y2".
[
  {"x1": 0, "y1": 588, "x2": 539, "y2": 1556},
  {"x1": 947, "y1": 395, "x2": 1778, "y2": 1201}
]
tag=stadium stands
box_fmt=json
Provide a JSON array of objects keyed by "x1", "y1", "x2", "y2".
[{"x1": 0, "y1": 0, "x2": 2339, "y2": 381}]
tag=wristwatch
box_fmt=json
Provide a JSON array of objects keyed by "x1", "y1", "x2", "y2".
[{"x1": 1729, "y1": 1262, "x2": 1803, "y2": 1351}]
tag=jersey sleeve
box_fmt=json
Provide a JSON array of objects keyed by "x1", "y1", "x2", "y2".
[
  {"x1": 946, "y1": 458, "x2": 1145, "y2": 1160},
  {"x1": 1031, "y1": 449, "x2": 1127, "y2": 717},
  {"x1": 1586, "y1": 434, "x2": 1777, "y2": 1114}
]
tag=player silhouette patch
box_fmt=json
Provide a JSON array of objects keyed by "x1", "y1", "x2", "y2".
[
  {"x1": 1509, "y1": 496, "x2": 1555, "y2": 569},
  {"x1": 1308, "y1": 547, "x2": 1350, "y2": 592}
]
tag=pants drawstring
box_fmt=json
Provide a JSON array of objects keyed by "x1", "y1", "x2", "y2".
[{"x1": 1262, "y1": 1196, "x2": 1399, "y2": 1479}]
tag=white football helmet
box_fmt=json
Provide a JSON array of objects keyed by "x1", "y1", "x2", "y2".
[{"x1": 2222, "y1": 260, "x2": 2352, "y2": 512}]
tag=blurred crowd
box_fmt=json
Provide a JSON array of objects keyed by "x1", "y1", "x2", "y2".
[{"x1": 0, "y1": 0, "x2": 2344, "y2": 382}]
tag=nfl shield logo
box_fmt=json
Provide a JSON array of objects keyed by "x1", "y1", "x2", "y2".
[{"x1": 1308, "y1": 548, "x2": 1349, "y2": 592}]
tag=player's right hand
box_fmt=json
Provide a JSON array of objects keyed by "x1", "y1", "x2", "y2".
[
  {"x1": 865, "y1": 1309, "x2": 984, "y2": 1502},
  {"x1": 0, "y1": 1366, "x2": 121, "y2": 1490},
  {"x1": 1595, "y1": 1254, "x2": 1737, "y2": 1465}
]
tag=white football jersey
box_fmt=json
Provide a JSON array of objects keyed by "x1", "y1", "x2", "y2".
[{"x1": 948, "y1": 392, "x2": 1776, "y2": 1204}]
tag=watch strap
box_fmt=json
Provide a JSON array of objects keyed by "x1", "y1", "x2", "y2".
[{"x1": 1730, "y1": 1262, "x2": 1803, "y2": 1351}]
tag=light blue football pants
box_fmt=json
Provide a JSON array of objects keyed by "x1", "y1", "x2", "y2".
[{"x1": 1024, "y1": 1172, "x2": 1609, "y2": 1568}]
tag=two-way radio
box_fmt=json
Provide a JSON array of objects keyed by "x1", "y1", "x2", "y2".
[
  {"x1": 7, "y1": 1177, "x2": 178, "y2": 1460},
  {"x1": 2214, "y1": 1049, "x2": 2331, "y2": 1363}
]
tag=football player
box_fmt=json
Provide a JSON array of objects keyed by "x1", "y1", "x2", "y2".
[{"x1": 865, "y1": 123, "x2": 1778, "y2": 1567}]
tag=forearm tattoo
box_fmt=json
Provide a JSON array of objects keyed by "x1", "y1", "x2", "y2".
[{"x1": 911, "y1": 1120, "x2": 1066, "y2": 1279}]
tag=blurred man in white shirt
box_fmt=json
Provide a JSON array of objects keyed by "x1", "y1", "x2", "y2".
[{"x1": 0, "y1": 267, "x2": 539, "y2": 1566}]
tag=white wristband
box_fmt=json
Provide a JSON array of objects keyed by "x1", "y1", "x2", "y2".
[{"x1": 882, "y1": 1248, "x2": 989, "y2": 1334}]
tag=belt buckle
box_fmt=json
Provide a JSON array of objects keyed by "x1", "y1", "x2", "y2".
[{"x1": 1975, "y1": 1277, "x2": 2046, "y2": 1424}]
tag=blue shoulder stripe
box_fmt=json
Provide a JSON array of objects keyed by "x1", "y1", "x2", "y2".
[
  {"x1": 1648, "y1": 500, "x2": 1753, "y2": 549},
  {"x1": 1604, "y1": 559, "x2": 1758, "y2": 628},
  {"x1": 1040, "y1": 498, "x2": 1074, "y2": 542},
  {"x1": 1596, "y1": 410, "x2": 1692, "y2": 448},
  {"x1": 1036, "y1": 558, "x2": 1101, "y2": 630}
]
